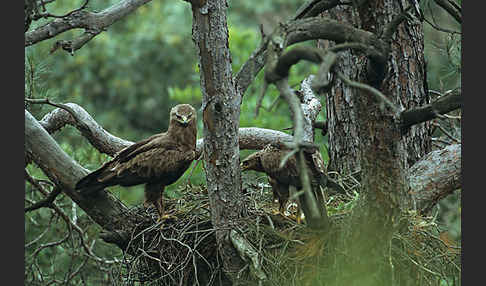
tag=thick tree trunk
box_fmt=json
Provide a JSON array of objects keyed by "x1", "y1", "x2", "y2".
[
  {"x1": 320, "y1": 1, "x2": 433, "y2": 284},
  {"x1": 322, "y1": 2, "x2": 431, "y2": 178},
  {"x1": 188, "y1": 0, "x2": 246, "y2": 281},
  {"x1": 319, "y1": 6, "x2": 362, "y2": 176},
  {"x1": 355, "y1": 0, "x2": 430, "y2": 210}
]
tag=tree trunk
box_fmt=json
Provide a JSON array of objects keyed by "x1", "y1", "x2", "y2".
[
  {"x1": 321, "y1": 1, "x2": 433, "y2": 284},
  {"x1": 188, "y1": 0, "x2": 246, "y2": 281},
  {"x1": 319, "y1": 5, "x2": 362, "y2": 176},
  {"x1": 322, "y1": 2, "x2": 432, "y2": 178}
]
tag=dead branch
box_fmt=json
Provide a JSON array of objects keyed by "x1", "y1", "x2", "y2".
[
  {"x1": 234, "y1": 10, "x2": 388, "y2": 98},
  {"x1": 25, "y1": 0, "x2": 153, "y2": 54},
  {"x1": 408, "y1": 144, "x2": 461, "y2": 214},
  {"x1": 37, "y1": 102, "x2": 133, "y2": 156},
  {"x1": 25, "y1": 109, "x2": 134, "y2": 235},
  {"x1": 433, "y1": 0, "x2": 462, "y2": 24},
  {"x1": 274, "y1": 76, "x2": 329, "y2": 230},
  {"x1": 294, "y1": 0, "x2": 341, "y2": 20},
  {"x1": 400, "y1": 89, "x2": 462, "y2": 133},
  {"x1": 285, "y1": 17, "x2": 387, "y2": 62},
  {"x1": 24, "y1": 178, "x2": 62, "y2": 212}
]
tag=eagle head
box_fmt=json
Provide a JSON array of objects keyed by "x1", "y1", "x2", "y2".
[
  {"x1": 240, "y1": 150, "x2": 264, "y2": 172},
  {"x1": 171, "y1": 104, "x2": 196, "y2": 127}
]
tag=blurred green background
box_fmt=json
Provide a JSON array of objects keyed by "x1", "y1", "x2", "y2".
[{"x1": 25, "y1": 0, "x2": 460, "y2": 283}]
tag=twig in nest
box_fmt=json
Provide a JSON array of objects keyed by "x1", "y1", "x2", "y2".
[{"x1": 431, "y1": 122, "x2": 460, "y2": 144}]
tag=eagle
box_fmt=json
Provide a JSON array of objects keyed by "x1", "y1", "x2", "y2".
[
  {"x1": 75, "y1": 104, "x2": 197, "y2": 221},
  {"x1": 240, "y1": 144, "x2": 345, "y2": 216}
]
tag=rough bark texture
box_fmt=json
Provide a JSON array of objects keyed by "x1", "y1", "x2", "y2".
[
  {"x1": 39, "y1": 103, "x2": 132, "y2": 156},
  {"x1": 322, "y1": 1, "x2": 432, "y2": 175},
  {"x1": 355, "y1": 0, "x2": 431, "y2": 210},
  {"x1": 189, "y1": 0, "x2": 245, "y2": 280},
  {"x1": 25, "y1": 110, "x2": 135, "y2": 250},
  {"x1": 317, "y1": 1, "x2": 433, "y2": 284},
  {"x1": 409, "y1": 144, "x2": 461, "y2": 214},
  {"x1": 318, "y1": 5, "x2": 362, "y2": 175}
]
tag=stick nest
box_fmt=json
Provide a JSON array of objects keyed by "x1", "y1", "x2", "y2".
[{"x1": 113, "y1": 173, "x2": 461, "y2": 286}]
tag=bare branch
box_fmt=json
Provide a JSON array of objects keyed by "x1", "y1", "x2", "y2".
[
  {"x1": 37, "y1": 102, "x2": 132, "y2": 156},
  {"x1": 36, "y1": 100, "x2": 293, "y2": 159},
  {"x1": 433, "y1": 0, "x2": 462, "y2": 24},
  {"x1": 274, "y1": 78, "x2": 329, "y2": 230},
  {"x1": 424, "y1": 18, "x2": 461, "y2": 35},
  {"x1": 300, "y1": 75, "x2": 323, "y2": 141},
  {"x1": 25, "y1": 109, "x2": 133, "y2": 236},
  {"x1": 234, "y1": 12, "x2": 387, "y2": 97},
  {"x1": 264, "y1": 46, "x2": 323, "y2": 83},
  {"x1": 409, "y1": 144, "x2": 461, "y2": 214},
  {"x1": 25, "y1": 0, "x2": 152, "y2": 53},
  {"x1": 293, "y1": 0, "x2": 341, "y2": 20},
  {"x1": 234, "y1": 35, "x2": 268, "y2": 97},
  {"x1": 24, "y1": 172, "x2": 62, "y2": 212},
  {"x1": 400, "y1": 89, "x2": 462, "y2": 132},
  {"x1": 431, "y1": 122, "x2": 460, "y2": 144},
  {"x1": 285, "y1": 17, "x2": 387, "y2": 61},
  {"x1": 230, "y1": 230, "x2": 267, "y2": 281},
  {"x1": 310, "y1": 52, "x2": 337, "y2": 94},
  {"x1": 49, "y1": 31, "x2": 100, "y2": 55}
]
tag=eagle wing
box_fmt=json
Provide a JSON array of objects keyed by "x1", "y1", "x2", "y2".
[
  {"x1": 112, "y1": 144, "x2": 196, "y2": 186},
  {"x1": 75, "y1": 134, "x2": 195, "y2": 192},
  {"x1": 260, "y1": 147, "x2": 300, "y2": 186},
  {"x1": 114, "y1": 133, "x2": 163, "y2": 163}
]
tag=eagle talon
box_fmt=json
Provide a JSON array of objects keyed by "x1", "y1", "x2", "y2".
[{"x1": 271, "y1": 210, "x2": 281, "y2": 216}]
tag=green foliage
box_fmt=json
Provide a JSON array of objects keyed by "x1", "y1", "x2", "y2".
[{"x1": 423, "y1": 1, "x2": 461, "y2": 91}]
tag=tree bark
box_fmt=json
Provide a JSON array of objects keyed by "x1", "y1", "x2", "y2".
[
  {"x1": 354, "y1": 0, "x2": 431, "y2": 210},
  {"x1": 408, "y1": 144, "x2": 461, "y2": 214},
  {"x1": 25, "y1": 110, "x2": 135, "y2": 250},
  {"x1": 319, "y1": 1, "x2": 433, "y2": 284},
  {"x1": 188, "y1": 0, "x2": 246, "y2": 281},
  {"x1": 318, "y1": 5, "x2": 362, "y2": 176},
  {"x1": 322, "y1": 2, "x2": 432, "y2": 176}
]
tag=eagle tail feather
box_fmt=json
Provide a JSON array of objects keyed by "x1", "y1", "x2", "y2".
[{"x1": 75, "y1": 167, "x2": 112, "y2": 193}]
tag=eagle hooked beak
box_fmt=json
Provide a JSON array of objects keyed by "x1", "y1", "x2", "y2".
[
  {"x1": 240, "y1": 161, "x2": 248, "y2": 171},
  {"x1": 179, "y1": 115, "x2": 189, "y2": 126}
]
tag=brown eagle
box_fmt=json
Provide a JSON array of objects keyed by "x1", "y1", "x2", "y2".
[
  {"x1": 241, "y1": 144, "x2": 345, "y2": 215},
  {"x1": 75, "y1": 104, "x2": 197, "y2": 220}
]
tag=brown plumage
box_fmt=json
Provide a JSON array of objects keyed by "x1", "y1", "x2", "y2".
[
  {"x1": 75, "y1": 104, "x2": 197, "y2": 220},
  {"x1": 241, "y1": 144, "x2": 345, "y2": 214}
]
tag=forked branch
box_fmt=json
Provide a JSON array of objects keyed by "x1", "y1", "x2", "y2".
[{"x1": 25, "y1": 0, "x2": 152, "y2": 54}]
